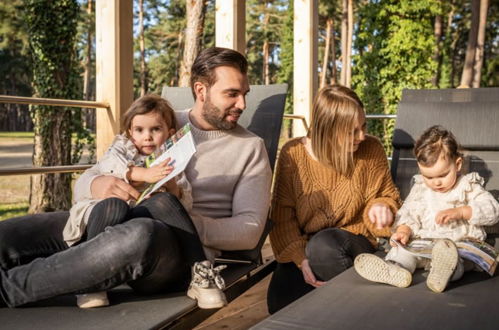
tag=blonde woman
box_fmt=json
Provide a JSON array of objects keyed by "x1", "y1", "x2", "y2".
[{"x1": 267, "y1": 85, "x2": 401, "y2": 313}]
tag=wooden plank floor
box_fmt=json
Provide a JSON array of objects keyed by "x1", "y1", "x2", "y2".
[{"x1": 195, "y1": 241, "x2": 273, "y2": 330}]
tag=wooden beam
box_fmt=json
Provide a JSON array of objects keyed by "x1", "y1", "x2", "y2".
[
  {"x1": 95, "y1": 0, "x2": 134, "y2": 158},
  {"x1": 293, "y1": 0, "x2": 318, "y2": 137},
  {"x1": 215, "y1": 0, "x2": 246, "y2": 54}
]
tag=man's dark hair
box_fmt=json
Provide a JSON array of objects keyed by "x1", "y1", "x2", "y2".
[{"x1": 190, "y1": 47, "x2": 248, "y2": 99}]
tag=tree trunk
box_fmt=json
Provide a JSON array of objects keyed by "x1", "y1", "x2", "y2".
[
  {"x1": 432, "y1": 9, "x2": 443, "y2": 87},
  {"x1": 139, "y1": 0, "x2": 148, "y2": 95},
  {"x1": 345, "y1": 0, "x2": 353, "y2": 87},
  {"x1": 25, "y1": 0, "x2": 80, "y2": 213},
  {"x1": 471, "y1": 0, "x2": 488, "y2": 88},
  {"x1": 459, "y1": 0, "x2": 480, "y2": 88},
  {"x1": 263, "y1": 40, "x2": 270, "y2": 85},
  {"x1": 340, "y1": 0, "x2": 348, "y2": 86},
  {"x1": 262, "y1": 5, "x2": 271, "y2": 85},
  {"x1": 179, "y1": 0, "x2": 206, "y2": 87},
  {"x1": 83, "y1": 0, "x2": 95, "y2": 131},
  {"x1": 321, "y1": 18, "x2": 333, "y2": 88},
  {"x1": 330, "y1": 17, "x2": 337, "y2": 85},
  {"x1": 83, "y1": 0, "x2": 93, "y2": 100}
]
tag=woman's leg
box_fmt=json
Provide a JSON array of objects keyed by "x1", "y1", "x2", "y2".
[
  {"x1": 306, "y1": 228, "x2": 375, "y2": 281},
  {"x1": 0, "y1": 212, "x2": 69, "y2": 271},
  {"x1": 131, "y1": 192, "x2": 206, "y2": 264},
  {"x1": 267, "y1": 262, "x2": 314, "y2": 314},
  {"x1": 0, "y1": 217, "x2": 183, "y2": 307},
  {"x1": 85, "y1": 198, "x2": 130, "y2": 240}
]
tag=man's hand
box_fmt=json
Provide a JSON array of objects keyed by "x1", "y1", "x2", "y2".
[
  {"x1": 91, "y1": 176, "x2": 140, "y2": 201},
  {"x1": 301, "y1": 259, "x2": 325, "y2": 288},
  {"x1": 435, "y1": 206, "x2": 471, "y2": 225},
  {"x1": 368, "y1": 202, "x2": 394, "y2": 229}
]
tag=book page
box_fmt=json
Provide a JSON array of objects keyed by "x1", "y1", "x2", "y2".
[{"x1": 136, "y1": 124, "x2": 196, "y2": 204}]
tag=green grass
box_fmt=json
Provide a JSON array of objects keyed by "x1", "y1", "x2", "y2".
[
  {"x1": 0, "y1": 131, "x2": 34, "y2": 139},
  {"x1": 0, "y1": 202, "x2": 28, "y2": 221}
]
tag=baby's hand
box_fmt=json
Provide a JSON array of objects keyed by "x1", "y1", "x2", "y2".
[
  {"x1": 435, "y1": 207, "x2": 463, "y2": 225},
  {"x1": 144, "y1": 159, "x2": 173, "y2": 183},
  {"x1": 390, "y1": 231, "x2": 410, "y2": 247}
]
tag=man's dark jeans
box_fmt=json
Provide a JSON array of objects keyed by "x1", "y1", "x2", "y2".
[{"x1": 0, "y1": 193, "x2": 204, "y2": 307}]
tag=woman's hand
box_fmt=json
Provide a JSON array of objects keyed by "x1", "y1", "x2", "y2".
[
  {"x1": 300, "y1": 259, "x2": 325, "y2": 288},
  {"x1": 368, "y1": 202, "x2": 394, "y2": 229}
]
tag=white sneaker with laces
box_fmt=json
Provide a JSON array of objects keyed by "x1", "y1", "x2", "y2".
[
  {"x1": 354, "y1": 253, "x2": 412, "y2": 288},
  {"x1": 76, "y1": 291, "x2": 109, "y2": 308},
  {"x1": 187, "y1": 260, "x2": 228, "y2": 309}
]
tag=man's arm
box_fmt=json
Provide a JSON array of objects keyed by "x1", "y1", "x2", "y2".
[
  {"x1": 74, "y1": 165, "x2": 140, "y2": 202},
  {"x1": 191, "y1": 139, "x2": 272, "y2": 251},
  {"x1": 73, "y1": 138, "x2": 140, "y2": 202}
]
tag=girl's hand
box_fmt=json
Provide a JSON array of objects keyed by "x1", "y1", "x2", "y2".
[
  {"x1": 144, "y1": 159, "x2": 174, "y2": 183},
  {"x1": 390, "y1": 231, "x2": 411, "y2": 246},
  {"x1": 435, "y1": 206, "x2": 470, "y2": 225},
  {"x1": 368, "y1": 203, "x2": 394, "y2": 229},
  {"x1": 301, "y1": 259, "x2": 325, "y2": 288}
]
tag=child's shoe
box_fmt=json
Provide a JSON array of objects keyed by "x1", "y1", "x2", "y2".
[
  {"x1": 427, "y1": 239, "x2": 458, "y2": 293},
  {"x1": 187, "y1": 260, "x2": 228, "y2": 309},
  {"x1": 76, "y1": 291, "x2": 109, "y2": 308},
  {"x1": 354, "y1": 253, "x2": 412, "y2": 288}
]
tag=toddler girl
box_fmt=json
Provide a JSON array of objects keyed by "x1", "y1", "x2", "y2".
[
  {"x1": 354, "y1": 125, "x2": 499, "y2": 293},
  {"x1": 66, "y1": 94, "x2": 196, "y2": 308}
]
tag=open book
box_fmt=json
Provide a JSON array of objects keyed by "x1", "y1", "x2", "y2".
[
  {"x1": 390, "y1": 238, "x2": 498, "y2": 276},
  {"x1": 136, "y1": 123, "x2": 196, "y2": 204}
]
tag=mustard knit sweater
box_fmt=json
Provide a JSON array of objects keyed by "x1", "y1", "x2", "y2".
[{"x1": 269, "y1": 135, "x2": 401, "y2": 267}]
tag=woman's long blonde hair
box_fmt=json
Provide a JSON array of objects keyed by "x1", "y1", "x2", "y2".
[{"x1": 308, "y1": 85, "x2": 365, "y2": 176}]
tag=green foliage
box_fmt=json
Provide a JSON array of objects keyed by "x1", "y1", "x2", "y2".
[
  {"x1": 0, "y1": 202, "x2": 28, "y2": 221},
  {"x1": 246, "y1": 0, "x2": 287, "y2": 84},
  {"x1": 353, "y1": 0, "x2": 439, "y2": 154},
  {"x1": 0, "y1": 0, "x2": 32, "y2": 127},
  {"x1": 24, "y1": 0, "x2": 92, "y2": 165},
  {"x1": 139, "y1": 0, "x2": 215, "y2": 94}
]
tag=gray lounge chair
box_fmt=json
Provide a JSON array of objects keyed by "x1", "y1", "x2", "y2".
[
  {"x1": 0, "y1": 84, "x2": 287, "y2": 330},
  {"x1": 252, "y1": 87, "x2": 499, "y2": 330}
]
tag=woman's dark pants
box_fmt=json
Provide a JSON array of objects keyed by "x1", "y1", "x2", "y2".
[{"x1": 267, "y1": 228, "x2": 375, "y2": 314}]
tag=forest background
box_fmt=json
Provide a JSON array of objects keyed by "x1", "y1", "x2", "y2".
[{"x1": 0, "y1": 0, "x2": 497, "y2": 213}]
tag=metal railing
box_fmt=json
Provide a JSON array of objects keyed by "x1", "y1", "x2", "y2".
[
  {"x1": 0, "y1": 95, "x2": 397, "y2": 176},
  {"x1": 0, "y1": 95, "x2": 108, "y2": 176}
]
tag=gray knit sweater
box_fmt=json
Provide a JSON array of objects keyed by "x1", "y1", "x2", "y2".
[{"x1": 73, "y1": 109, "x2": 272, "y2": 260}]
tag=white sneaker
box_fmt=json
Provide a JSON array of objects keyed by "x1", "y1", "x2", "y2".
[
  {"x1": 187, "y1": 261, "x2": 227, "y2": 309},
  {"x1": 76, "y1": 291, "x2": 109, "y2": 308},
  {"x1": 427, "y1": 239, "x2": 458, "y2": 293},
  {"x1": 354, "y1": 253, "x2": 412, "y2": 288}
]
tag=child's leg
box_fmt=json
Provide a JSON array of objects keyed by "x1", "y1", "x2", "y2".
[
  {"x1": 86, "y1": 198, "x2": 130, "y2": 241},
  {"x1": 78, "y1": 198, "x2": 130, "y2": 308},
  {"x1": 427, "y1": 239, "x2": 459, "y2": 293},
  {"x1": 131, "y1": 192, "x2": 205, "y2": 265},
  {"x1": 385, "y1": 246, "x2": 418, "y2": 273},
  {"x1": 354, "y1": 247, "x2": 414, "y2": 288},
  {"x1": 450, "y1": 258, "x2": 465, "y2": 282}
]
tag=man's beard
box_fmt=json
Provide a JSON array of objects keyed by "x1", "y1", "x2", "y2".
[{"x1": 202, "y1": 95, "x2": 242, "y2": 130}]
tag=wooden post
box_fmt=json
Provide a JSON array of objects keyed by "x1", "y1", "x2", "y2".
[
  {"x1": 215, "y1": 0, "x2": 246, "y2": 54},
  {"x1": 95, "y1": 0, "x2": 134, "y2": 158},
  {"x1": 294, "y1": 0, "x2": 318, "y2": 137}
]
